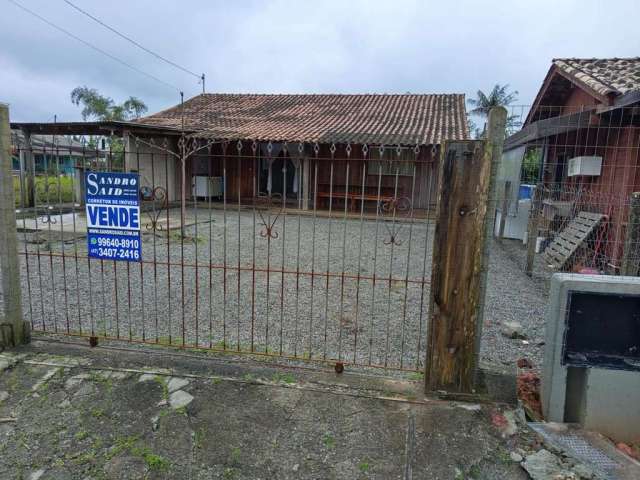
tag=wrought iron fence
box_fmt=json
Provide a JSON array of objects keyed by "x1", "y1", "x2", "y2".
[{"x1": 11, "y1": 135, "x2": 441, "y2": 372}]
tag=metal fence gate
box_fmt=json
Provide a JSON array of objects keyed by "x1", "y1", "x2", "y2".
[{"x1": 10, "y1": 135, "x2": 442, "y2": 372}]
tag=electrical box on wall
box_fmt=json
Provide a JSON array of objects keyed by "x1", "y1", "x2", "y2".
[{"x1": 567, "y1": 156, "x2": 602, "y2": 177}]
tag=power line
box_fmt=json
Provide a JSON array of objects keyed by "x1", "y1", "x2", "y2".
[
  {"x1": 62, "y1": 0, "x2": 204, "y2": 86},
  {"x1": 7, "y1": 0, "x2": 181, "y2": 92}
]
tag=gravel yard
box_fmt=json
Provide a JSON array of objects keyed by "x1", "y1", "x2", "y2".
[{"x1": 10, "y1": 206, "x2": 549, "y2": 372}]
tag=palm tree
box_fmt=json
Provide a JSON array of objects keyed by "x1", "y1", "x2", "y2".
[{"x1": 467, "y1": 84, "x2": 521, "y2": 137}]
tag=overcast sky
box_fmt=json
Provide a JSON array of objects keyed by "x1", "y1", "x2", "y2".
[{"x1": 1, "y1": 0, "x2": 639, "y2": 123}]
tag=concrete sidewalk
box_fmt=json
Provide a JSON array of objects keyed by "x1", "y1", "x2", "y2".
[{"x1": 0, "y1": 339, "x2": 531, "y2": 479}]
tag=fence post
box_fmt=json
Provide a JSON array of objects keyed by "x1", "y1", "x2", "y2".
[
  {"x1": 497, "y1": 180, "x2": 511, "y2": 240},
  {"x1": 424, "y1": 107, "x2": 507, "y2": 393},
  {"x1": 525, "y1": 183, "x2": 543, "y2": 276},
  {"x1": 621, "y1": 192, "x2": 640, "y2": 276},
  {"x1": 0, "y1": 103, "x2": 28, "y2": 346}
]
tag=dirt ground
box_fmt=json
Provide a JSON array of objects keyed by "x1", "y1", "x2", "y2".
[{"x1": 0, "y1": 340, "x2": 533, "y2": 480}]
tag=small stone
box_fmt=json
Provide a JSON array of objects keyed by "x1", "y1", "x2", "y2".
[
  {"x1": 60, "y1": 399, "x2": 71, "y2": 408},
  {"x1": 32, "y1": 368, "x2": 59, "y2": 391},
  {"x1": 156, "y1": 399, "x2": 168, "y2": 407},
  {"x1": 0, "y1": 391, "x2": 8, "y2": 402},
  {"x1": 138, "y1": 373, "x2": 157, "y2": 383},
  {"x1": 65, "y1": 373, "x2": 91, "y2": 389},
  {"x1": 151, "y1": 415, "x2": 160, "y2": 431},
  {"x1": 103, "y1": 455, "x2": 147, "y2": 479},
  {"x1": 169, "y1": 390, "x2": 194, "y2": 410},
  {"x1": 501, "y1": 321, "x2": 526, "y2": 339},
  {"x1": 29, "y1": 469, "x2": 45, "y2": 480},
  {"x1": 74, "y1": 382, "x2": 97, "y2": 398},
  {"x1": 167, "y1": 377, "x2": 189, "y2": 393},
  {"x1": 292, "y1": 464, "x2": 299, "y2": 472},
  {"x1": 0, "y1": 359, "x2": 11, "y2": 372},
  {"x1": 456, "y1": 403, "x2": 482, "y2": 412},
  {"x1": 572, "y1": 463, "x2": 595, "y2": 479},
  {"x1": 522, "y1": 449, "x2": 574, "y2": 480},
  {"x1": 509, "y1": 451, "x2": 523, "y2": 463}
]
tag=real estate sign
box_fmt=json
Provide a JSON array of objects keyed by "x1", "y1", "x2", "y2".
[{"x1": 85, "y1": 171, "x2": 141, "y2": 262}]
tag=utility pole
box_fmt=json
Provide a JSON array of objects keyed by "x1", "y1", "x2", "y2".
[{"x1": 0, "y1": 103, "x2": 28, "y2": 346}]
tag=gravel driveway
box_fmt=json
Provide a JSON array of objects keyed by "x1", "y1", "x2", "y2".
[{"x1": 10, "y1": 206, "x2": 548, "y2": 372}]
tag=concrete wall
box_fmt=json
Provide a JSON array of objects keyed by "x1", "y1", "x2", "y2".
[
  {"x1": 543, "y1": 273, "x2": 640, "y2": 443},
  {"x1": 124, "y1": 134, "x2": 179, "y2": 202}
]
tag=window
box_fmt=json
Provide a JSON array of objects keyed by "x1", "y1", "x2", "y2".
[{"x1": 367, "y1": 148, "x2": 416, "y2": 177}]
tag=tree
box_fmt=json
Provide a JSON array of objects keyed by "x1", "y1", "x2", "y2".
[
  {"x1": 70, "y1": 87, "x2": 148, "y2": 168},
  {"x1": 467, "y1": 84, "x2": 521, "y2": 137},
  {"x1": 70, "y1": 86, "x2": 147, "y2": 121}
]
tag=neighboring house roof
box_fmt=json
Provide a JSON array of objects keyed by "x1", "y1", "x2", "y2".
[
  {"x1": 136, "y1": 93, "x2": 469, "y2": 145},
  {"x1": 10, "y1": 129, "x2": 94, "y2": 156},
  {"x1": 553, "y1": 57, "x2": 640, "y2": 97}
]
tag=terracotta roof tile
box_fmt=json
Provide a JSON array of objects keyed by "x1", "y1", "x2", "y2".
[
  {"x1": 136, "y1": 93, "x2": 468, "y2": 145},
  {"x1": 553, "y1": 57, "x2": 640, "y2": 97}
]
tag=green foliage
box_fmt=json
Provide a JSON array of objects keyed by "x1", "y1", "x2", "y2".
[
  {"x1": 521, "y1": 148, "x2": 542, "y2": 184},
  {"x1": 70, "y1": 86, "x2": 147, "y2": 121},
  {"x1": 14, "y1": 175, "x2": 75, "y2": 207},
  {"x1": 467, "y1": 84, "x2": 521, "y2": 137},
  {"x1": 358, "y1": 460, "x2": 370, "y2": 473}
]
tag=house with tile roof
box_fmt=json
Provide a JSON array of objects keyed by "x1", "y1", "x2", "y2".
[
  {"x1": 505, "y1": 58, "x2": 640, "y2": 273},
  {"x1": 123, "y1": 93, "x2": 469, "y2": 212}
]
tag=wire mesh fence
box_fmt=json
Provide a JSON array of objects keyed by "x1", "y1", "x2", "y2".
[
  {"x1": 494, "y1": 105, "x2": 640, "y2": 279},
  {"x1": 10, "y1": 135, "x2": 442, "y2": 372}
]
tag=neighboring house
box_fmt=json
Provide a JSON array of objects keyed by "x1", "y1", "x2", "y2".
[
  {"x1": 10, "y1": 129, "x2": 99, "y2": 174},
  {"x1": 505, "y1": 57, "x2": 640, "y2": 271},
  {"x1": 127, "y1": 93, "x2": 469, "y2": 211}
]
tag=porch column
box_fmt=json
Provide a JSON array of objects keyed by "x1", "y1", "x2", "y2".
[{"x1": 302, "y1": 157, "x2": 310, "y2": 210}]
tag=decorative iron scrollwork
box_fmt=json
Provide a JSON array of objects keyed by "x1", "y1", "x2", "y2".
[
  {"x1": 140, "y1": 186, "x2": 168, "y2": 231},
  {"x1": 380, "y1": 196, "x2": 412, "y2": 246},
  {"x1": 254, "y1": 192, "x2": 283, "y2": 239}
]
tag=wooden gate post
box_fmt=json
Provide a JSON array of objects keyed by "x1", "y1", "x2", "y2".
[
  {"x1": 425, "y1": 107, "x2": 507, "y2": 392},
  {"x1": 0, "y1": 103, "x2": 28, "y2": 346},
  {"x1": 621, "y1": 192, "x2": 640, "y2": 276}
]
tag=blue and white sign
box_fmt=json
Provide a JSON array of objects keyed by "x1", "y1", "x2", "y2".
[{"x1": 85, "y1": 172, "x2": 141, "y2": 262}]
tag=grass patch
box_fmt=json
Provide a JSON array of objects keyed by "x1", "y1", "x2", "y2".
[
  {"x1": 408, "y1": 371, "x2": 424, "y2": 382},
  {"x1": 358, "y1": 460, "x2": 370, "y2": 473}
]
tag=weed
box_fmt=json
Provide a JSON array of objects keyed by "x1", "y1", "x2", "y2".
[
  {"x1": 75, "y1": 430, "x2": 89, "y2": 441},
  {"x1": 408, "y1": 371, "x2": 424, "y2": 382},
  {"x1": 223, "y1": 467, "x2": 236, "y2": 479},
  {"x1": 322, "y1": 433, "x2": 336, "y2": 449},
  {"x1": 175, "y1": 405, "x2": 188, "y2": 416},
  {"x1": 194, "y1": 428, "x2": 206, "y2": 449},
  {"x1": 242, "y1": 373, "x2": 255, "y2": 382},
  {"x1": 90, "y1": 408, "x2": 105, "y2": 419},
  {"x1": 211, "y1": 377, "x2": 222, "y2": 385},
  {"x1": 154, "y1": 376, "x2": 169, "y2": 400},
  {"x1": 230, "y1": 447, "x2": 241, "y2": 465},
  {"x1": 358, "y1": 461, "x2": 370, "y2": 473},
  {"x1": 272, "y1": 372, "x2": 295, "y2": 384},
  {"x1": 139, "y1": 451, "x2": 170, "y2": 471}
]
